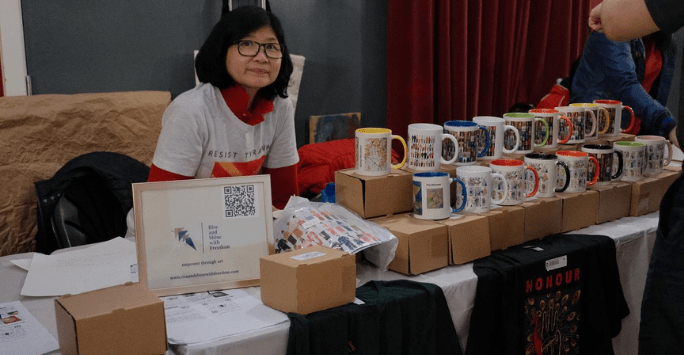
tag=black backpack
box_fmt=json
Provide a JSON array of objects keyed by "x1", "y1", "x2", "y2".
[{"x1": 34, "y1": 152, "x2": 150, "y2": 254}]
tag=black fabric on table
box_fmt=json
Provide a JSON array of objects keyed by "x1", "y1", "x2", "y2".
[
  {"x1": 465, "y1": 234, "x2": 629, "y2": 355},
  {"x1": 287, "y1": 279, "x2": 462, "y2": 355}
]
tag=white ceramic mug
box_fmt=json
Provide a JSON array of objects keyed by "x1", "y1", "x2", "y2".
[
  {"x1": 503, "y1": 113, "x2": 549, "y2": 154},
  {"x1": 489, "y1": 158, "x2": 540, "y2": 205},
  {"x1": 593, "y1": 99, "x2": 637, "y2": 136},
  {"x1": 529, "y1": 108, "x2": 573, "y2": 148},
  {"x1": 407, "y1": 123, "x2": 459, "y2": 171},
  {"x1": 355, "y1": 128, "x2": 407, "y2": 176},
  {"x1": 413, "y1": 171, "x2": 467, "y2": 220},
  {"x1": 569, "y1": 103, "x2": 610, "y2": 141},
  {"x1": 443, "y1": 120, "x2": 490, "y2": 165},
  {"x1": 456, "y1": 165, "x2": 508, "y2": 213},
  {"x1": 581, "y1": 144, "x2": 624, "y2": 184},
  {"x1": 635, "y1": 135, "x2": 673, "y2": 176},
  {"x1": 473, "y1": 116, "x2": 520, "y2": 160},
  {"x1": 555, "y1": 106, "x2": 598, "y2": 144},
  {"x1": 556, "y1": 150, "x2": 600, "y2": 193},
  {"x1": 524, "y1": 153, "x2": 570, "y2": 198},
  {"x1": 613, "y1": 141, "x2": 646, "y2": 182}
]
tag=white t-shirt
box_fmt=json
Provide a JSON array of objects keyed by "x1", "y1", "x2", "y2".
[{"x1": 152, "y1": 83, "x2": 299, "y2": 178}]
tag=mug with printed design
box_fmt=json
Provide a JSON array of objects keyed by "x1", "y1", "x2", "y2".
[
  {"x1": 555, "y1": 106, "x2": 599, "y2": 144},
  {"x1": 489, "y1": 159, "x2": 540, "y2": 205},
  {"x1": 524, "y1": 153, "x2": 571, "y2": 198},
  {"x1": 473, "y1": 116, "x2": 520, "y2": 160},
  {"x1": 355, "y1": 128, "x2": 407, "y2": 176},
  {"x1": 634, "y1": 135, "x2": 673, "y2": 176},
  {"x1": 503, "y1": 113, "x2": 549, "y2": 154},
  {"x1": 593, "y1": 99, "x2": 637, "y2": 136},
  {"x1": 413, "y1": 171, "x2": 467, "y2": 220},
  {"x1": 529, "y1": 108, "x2": 573, "y2": 148},
  {"x1": 569, "y1": 103, "x2": 610, "y2": 141},
  {"x1": 581, "y1": 144, "x2": 624, "y2": 184},
  {"x1": 556, "y1": 151, "x2": 600, "y2": 193},
  {"x1": 407, "y1": 123, "x2": 459, "y2": 171},
  {"x1": 613, "y1": 141, "x2": 646, "y2": 182},
  {"x1": 456, "y1": 165, "x2": 508, "y2": 213},
  {"x1": 443, "y1": 120, "x2": 490, "y2": 165}
]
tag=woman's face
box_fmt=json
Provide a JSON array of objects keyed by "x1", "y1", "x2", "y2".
[{"x1": 226, "y1": 26, "x2": 282, "y2": 97}]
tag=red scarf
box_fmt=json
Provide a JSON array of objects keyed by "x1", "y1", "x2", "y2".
[{"x1": 220, "y1": 85, "x2": 274, "y2": 126}]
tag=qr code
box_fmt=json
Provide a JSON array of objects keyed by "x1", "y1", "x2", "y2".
[{"x1": 224, "y1": 185, "x2": 256, "y2": 218}]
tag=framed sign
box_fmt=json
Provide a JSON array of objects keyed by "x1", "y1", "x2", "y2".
[{"x1": 133, "y1": 175, "x2": 274, "y2": 296}]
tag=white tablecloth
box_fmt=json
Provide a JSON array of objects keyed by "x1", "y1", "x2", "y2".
[{"x1": 0, "y1": 212, "x2": 658, "y2": 355}]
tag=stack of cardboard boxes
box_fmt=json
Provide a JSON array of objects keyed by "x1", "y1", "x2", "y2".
[{"x1": 335, "y1": 134, "x2": 680, "y2": 276}]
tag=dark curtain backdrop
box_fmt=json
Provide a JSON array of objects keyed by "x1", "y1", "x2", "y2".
[{"x1": 387, "y1": 0, "x2": 594, "y2": 139}]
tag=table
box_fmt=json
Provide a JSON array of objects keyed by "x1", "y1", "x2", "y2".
[{"x1": 0, "y1": 212, "x2": 658, "y2": 355}]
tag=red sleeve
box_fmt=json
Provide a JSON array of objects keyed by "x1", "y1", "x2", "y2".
[
  {"x1": 262, "y1": 164, "x2": 299, "y2": 210},
  {"x1": 148, "y1": 164, "x2": 193, "y2": 182}
]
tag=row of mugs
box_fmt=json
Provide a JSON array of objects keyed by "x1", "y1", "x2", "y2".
[
  {"x1": 412, "y1": 135, "x2": 673, "y2": 220},
  {"x1": 354, "y1": 100, "x2": 636, "y2": 176},
  {"x1": 413, "y1": 153, "x2": 583, "y2": 220}
]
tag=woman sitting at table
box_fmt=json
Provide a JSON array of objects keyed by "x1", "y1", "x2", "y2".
[
  {"x1": 125, "y1": 6, "x2": 298, "y2": 239},
  {"x1": 148, "y1": 5, "x2": 299, "y2": 210}
]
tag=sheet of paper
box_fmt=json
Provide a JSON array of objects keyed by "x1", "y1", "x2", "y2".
[
  {"x1": 20, "y1": 237, "x2": 138, "y2": 296},
  {"x1": 0, "y1": 301, "x2": 59, "y2": 355},
  {"x1": 162, "y1": 288, "x2": 288, "y2": 345},
  {"x1": 10, "y1": 257, "x2": 34, "y2": 271}
]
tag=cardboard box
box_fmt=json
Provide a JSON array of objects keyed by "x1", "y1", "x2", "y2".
[
  {"x1": 630, "y1": 170, "x2": 680, "y2": 216},
  {"x1": 588, "y1": 181, "x2": 632, "y2": 223},
  {"x1": 335, "y1": 168, "x2": 413, "y2": 218},
  {"x1": 55, "y1": 282, "x2": 167, "y2": 355},
  {"x1": 557, "y1": 190, "x2": 599, "y2": 232},
  {"x1": 260, "y1": 245, "x2": 356, "y2": 315},
  {"x1": 521, "y1": 197, "x2": 562, "y2": 242},
  {"x1": 435, "y1": 213, "x2": 491, "y2": 265},
  {"x1": 373, "y1": 213, "x2": 449, "y2": 275},
  {"x1": 481, "y1": 206, "x2": 525, "y2": 251}
]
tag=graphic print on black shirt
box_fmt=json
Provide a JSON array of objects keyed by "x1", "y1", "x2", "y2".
[{"x1": 523, "y1": 267, "x2": 582, "y2": 355}]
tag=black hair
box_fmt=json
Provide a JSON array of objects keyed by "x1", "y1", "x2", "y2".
[{"x1": 195, "y1": 5, "x2": 293, "y2": 101}]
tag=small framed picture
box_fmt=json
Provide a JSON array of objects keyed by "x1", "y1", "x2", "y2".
[{"x1": 132, "y1": 175, "x2": 274, "y2": 297}]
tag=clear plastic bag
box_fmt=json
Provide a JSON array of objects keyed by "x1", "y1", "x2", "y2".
[{"x1": 273, "y1": 196, "x2": 397, "y2": 271}]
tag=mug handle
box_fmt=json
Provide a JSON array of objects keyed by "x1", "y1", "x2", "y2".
[
  {"x1": 621, "y1": 106, "x2": 638, "y2": 133},
  {"x1": 534, "y1": 118, "x2": 549, "y2": 147},
  {"x1": 502, "y1": 125, "x2": 520, "y2": 154},
  {"x1": 451, "y1": 178, "x2": 467, "y2": 213},
  {"x1": 555, "y1": 161, "x2": 571, "y2": 192},
  {"x1": 587, "y1": 156, "x2": 600, "y2": 186},
  {"x1": 598, "y1": 107, "x2": 611, "y2": 135},
  {"x1": 391, "y1": 135, "x2": 408, "y2": 170},
  {"x1": 585, "y1": 109, "x2": 597, "y2": 137},
  {"x1": 664, "y1": 139, "x2": 674, "y2": 167},
  {"x1": 476, "y1": 126, "x2": 490, "y2": 158},
  {"x1": 611, "y1": 150, "x2": 624, "y2": 180},
  {"x1": 491, "y1": 173, "x2": 508, "y2": 205},
  {"x1": 525, "y1": 166, "x2": 539, "y2": 197},
  {"x1": 557, "y1": 115, "x2": 573, "y2": 144},
  {"x1": 441, "y1": 133, "x2": 460, "y2": 165}
]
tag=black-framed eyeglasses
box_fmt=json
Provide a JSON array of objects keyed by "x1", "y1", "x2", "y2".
[{"x1": 234, "y1": 40, "x2": 284, "y2": 59}]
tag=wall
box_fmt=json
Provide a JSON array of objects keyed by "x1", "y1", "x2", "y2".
[
  {"x1": 0, "y1": 0, "x2": 28, "y2": 96},
  {"x1": 20, "y1": 0, "x2": 387, "y2": 148}
]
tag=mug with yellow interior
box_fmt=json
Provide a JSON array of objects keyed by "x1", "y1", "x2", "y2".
[
  {"x1": 355, "y1": 128, "x2": 407, "y2": 176},
  {"x1": 569, "y1": 103, "x2": 610, "y2": 141}
]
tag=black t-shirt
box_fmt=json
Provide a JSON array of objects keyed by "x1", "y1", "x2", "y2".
[
  {"x1": 287, "y1": 279, "x2": 462, "y2": 355},
  {"x1": 466, "y1": 234, "x2": 629, "y2": 355},
  {"x1": 645, "y1": 0, "x2": 684, "y2": 34}
]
